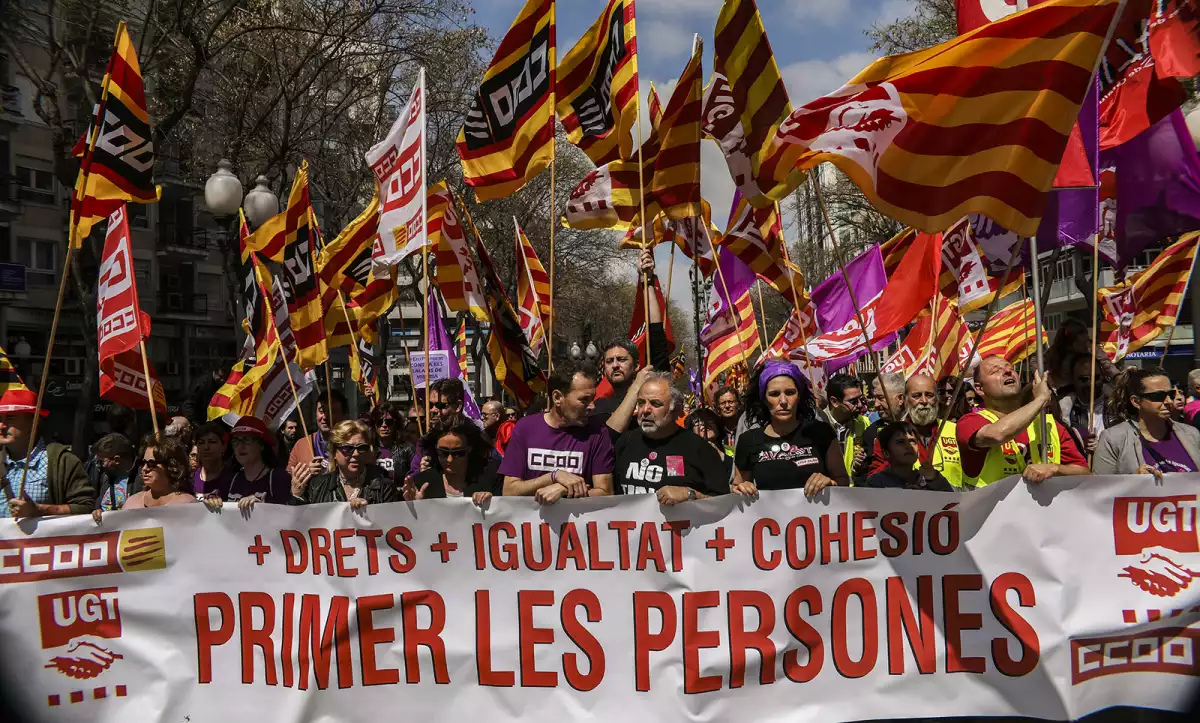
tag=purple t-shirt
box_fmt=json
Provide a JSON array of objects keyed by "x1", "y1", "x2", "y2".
[
  {"x1": 497, "y1": 414, "x2": 614, "y2": 482},
  {"x1": 1141, "y1": 433, "x2": 1198, "y2": 473},
  {"x1": 213, "y1": 468, "x2": 292, "y2": 504},
  {"x1": 192, "y1": 467, "x2": 234, "y2": 496}
]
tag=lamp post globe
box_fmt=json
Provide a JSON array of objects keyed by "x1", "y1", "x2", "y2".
[
  {"x1": 585, "y1": 341, "x2": 599, "y2": 361},
  {"x1": 569, "y1": 342, "x2": 582, "y2": 361},
  {"x1": 244, "y1": 175, "x2": 280, "y2": 228},
  {"x1": 204, "y1": 159, "x2": 243, "y2": 217}
]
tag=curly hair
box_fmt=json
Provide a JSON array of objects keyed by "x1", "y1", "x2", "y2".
[
  {"x1": 330, "y1": 419, "x2": 376, "y2": 449},
  {"x1": 140, "y1": 432, "x2": 192, "y2": 493},
  {"x1": 420, "y1": 414, "x2": 492, "y2": 479},
  {"x1": 1106, "y1": 366, "x2": 1171, "y2": 424},
  {"x1": 742, "y1": 365, "x2": 818, "y2": 428}
]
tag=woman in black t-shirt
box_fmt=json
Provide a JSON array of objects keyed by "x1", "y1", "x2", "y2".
[{"x1": 733, "y1": 361, "x2": 848, "y2": 497}]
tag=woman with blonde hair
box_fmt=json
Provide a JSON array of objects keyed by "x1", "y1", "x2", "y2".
[
  {"x1": 1093, "y1": 367, "x2": 1200, "y2": 478},
  {"x1": 293, "y1": 419, "x2": 399, "y2": 509}
]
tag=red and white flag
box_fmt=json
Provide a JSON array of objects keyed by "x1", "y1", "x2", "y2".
[
  {"x1": 97, "y1": 204, "x2": 165, "y2": 411},
  {"x1": 367, "y1": 69, "x2": 427, "y2": 269}
]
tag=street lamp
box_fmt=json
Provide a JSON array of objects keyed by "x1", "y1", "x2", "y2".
[
  {"x1": 585, "y1": 341, "x2": 598, "y2": 361},
  {"x1": 569, "y1": 342, "x2": 582, "y2": 361},
  {"x1": 203, "y1": 159, "x2": 243, "y2": 218},
  {"x1": 244, "y1": 175, "x2": 280, "y2": 229}
]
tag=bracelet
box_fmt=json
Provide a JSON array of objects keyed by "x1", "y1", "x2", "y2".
[{"x1": 551, "y1": 469, "x2": 559, "y2": 485}]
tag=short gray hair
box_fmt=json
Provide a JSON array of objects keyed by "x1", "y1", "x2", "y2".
[
  {"x1": 642, "y1": 372, "x2": 684, "y2": 417},
  {"x1": 876, "y1": 372, "x2": 905, "y2": 396},
  {"x1": 1188, "y1": 369, "x2": 1200, "y2": 394}
]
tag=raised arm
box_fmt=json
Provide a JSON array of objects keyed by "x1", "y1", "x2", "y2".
[{"x1": 971, "y1": 372, "x2": 1053, "y2": 449}]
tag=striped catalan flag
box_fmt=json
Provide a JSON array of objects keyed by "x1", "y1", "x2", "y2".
[
  {"x1": 563, "y1": 44, "x2": 699, "y2": 231},
  {"x1": 703, "y1": 289, "x2": 760, "y2": 391},
  {"x1": 457, "y1": 0, "x2": 556, "y2": 202},
  {"x1": 976, "y1": 299, "x2": 1046, "y2": 364},
  {"x1": 881, "y1": 295, "x2": 973, "y2": 379},
  {"x1": 0, "y1": 344, "x2": 30, "y2": 395},
  {"x1": 618, "y1": 199, "x2": 717, "y2": 277},
  {"x1": 704, "y1": 0, "x2": 800, "y2": 206},
  {"x1": 515, "y1": 218, "x2": 550, "y2": 355},
  {"x1": 767, "y1": 0, "x2": 1124, "y2": 236},
  {"x1": 718, "y1": 194, "x2": 804, "y2": 305},
  {"x1": 456, "y1": 320, "x2": 470, "y2": 376},
  {"x1": 316, "y1": 194, "x2": 378, "y2": 302},
  {"x1": 69, "y1": 21, "x2": 158, "y2": 248},
  {"x1": 431, "y1": 183, "x2": 490, "y2": 323},
  {"x1": 243, "y1": 162, "x2": 311, "y2": 262},
  {"x1": 556, "y1": 0, "x2": 638, "y2": 165},
  {"x1": 648, "y1": 82, "x2": 663, "y2": 129},
  {"x1": 1099, "y1": 232, "x2": 1200, "y2": 360}
]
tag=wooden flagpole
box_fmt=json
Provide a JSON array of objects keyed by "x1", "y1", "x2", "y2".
[
  {"x1": 754, "y1": 281, "x2": 768, "y2": 348},
  {"x1": 392, "y1": 276, "x2": 423, "y2": 436},
  {"x1": 1089, "y1": 240, "x2": 1102, "y2": 435},
  {"x1": 810, "y1": 174, "x2": 899, "y2": 420},
  {"x1": 421, "y1": 246, "x2": 431, "y2": 427},
  {"x1": 1028, "y1": 235, "x2": 1050, "y2": 461},
  {"x1": 138, "y1": 339, "x2": 159, "y2": 434},
  {"x1": 18, "y1": 24, "x2": 126, "y2": 499},
  {"x1": 255, "y1": 259, "x2": 312, "y2": 444},
  {"x1": 418, "y1": 66, "x2": 430, "y2": 428},
  {"x1": 776, "y1": 204, "x2": 819, "y2": 392},
  {"x1": 636, "y1": 88, "x2": 653, "y2": 367},
  {"x1": 703, "y1": 225, "x2": 753, "y2": 371},
  {"x1": 547, "y1": 153, "x2": 557, "y2": 372},
  {"x1": 665, "y1": 242, "x2": 676, "y2": 306}
]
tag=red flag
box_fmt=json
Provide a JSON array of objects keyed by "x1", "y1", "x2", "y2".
[
  {"x1": 97, "y1": 205, "x2": 165, "y2": 411},
  {"x1": 871, "y1": 231, "x2": 943, "y2": 344},
  {"x1": 628, "y1": 275, "x2": 675, "y2": 367}
]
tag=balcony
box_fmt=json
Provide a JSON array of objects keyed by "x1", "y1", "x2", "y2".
[
  {"x1": 156, "y1": 228, "x2": 221, "y2": 258},
  {"x1": 0, "y1": 85, "x2": 20, "y2": 123},
  {"x1": 156, "y1": 292, "x2": 208, "y2": 317}
]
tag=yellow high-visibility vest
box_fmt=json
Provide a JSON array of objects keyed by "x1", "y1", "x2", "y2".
[
  {"x1": 964, "y1": 410, "x2": 1061, "y2": 489},
  {"x1": 915, "y1": 421, "x2": 964, "y2": 489}
]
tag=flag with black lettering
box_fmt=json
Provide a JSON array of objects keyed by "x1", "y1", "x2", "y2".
[
  {"x1": 69, "y1": 21, "x2": 158, "y2": 249},
  {"x1": 555, "y1": 0, "x2": 638, "y2": 165},
  {"x1": 457, "y1": 0, "x2": 556, "y2": 202}
]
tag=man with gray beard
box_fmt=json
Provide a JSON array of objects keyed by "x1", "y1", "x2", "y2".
[{"x1": 865, "y1": 374, "x2": 964, "y2": 488}]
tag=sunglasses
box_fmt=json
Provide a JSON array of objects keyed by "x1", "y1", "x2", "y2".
[
  {"x1": 437, "y1": 447, "x2": 469, "y2": 459},
  {"x1": 142, "y1": 458, "x2": 165, "y2": 470},
  {"x1": 337, "y1": 444, "x2": 372, "y2": 456},
  {"x1": 1137, "y1": 390, "x2": 1173, "y2": 403},
  {"x1": 377, "y1": 417, "x2": 398, "y2": 427}
]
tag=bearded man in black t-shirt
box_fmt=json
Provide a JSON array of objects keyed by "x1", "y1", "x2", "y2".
[{"x1": 614, "y1": 373, "x2": 729, "y2": 504}]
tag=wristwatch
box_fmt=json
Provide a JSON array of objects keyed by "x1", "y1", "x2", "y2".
[{"x1": 687, "y1": 488, "x2": 696, "y2": 501}]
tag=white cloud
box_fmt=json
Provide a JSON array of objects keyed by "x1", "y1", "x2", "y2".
[
  {"x1": 638, "y1": 19, "x2": 696, "y2": 66},
  {"x1": 641, "y1": 0, "x2": 724, "y2": 16},
  {"x1": 787, "y1": 0, "x2": 854, "y2": 26},
  {"x1": 779, "y1": 51, "x2": 878, "y2": 105},
  {"x1": 875, "y1": 0, "x2": 913, "y2": 26}
]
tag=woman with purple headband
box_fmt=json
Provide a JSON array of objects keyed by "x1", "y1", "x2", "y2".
[{"x1": 731, "y1": 360, "x2": 849, "y2": 498}]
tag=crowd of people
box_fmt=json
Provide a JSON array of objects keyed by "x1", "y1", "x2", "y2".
[{"x1": 2, "y1": 279, "x2": 1198, "y2": 521}]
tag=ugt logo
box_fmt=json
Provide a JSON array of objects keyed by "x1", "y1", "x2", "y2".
[
  {"x1": 38, "y1": 587, "x2": 125, "y2": 680},
  {"x1": 1112, "y1": 496, "x2": 1200, "y2": 598}
]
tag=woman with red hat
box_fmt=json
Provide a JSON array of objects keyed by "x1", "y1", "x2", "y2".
[
  {"x1": 201, "y1": 416, "x2": 291, "y2": 511},
  {"x1": 1, "y1": 388, "x2": 93, "y2": 519}
]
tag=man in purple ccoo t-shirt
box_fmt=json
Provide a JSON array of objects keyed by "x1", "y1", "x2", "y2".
[{"x1": 499, "y1": 361, "x2": 614, "y2": 505}]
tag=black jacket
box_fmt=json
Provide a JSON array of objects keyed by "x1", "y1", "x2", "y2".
[
  {"x1": 409, "y1": 457, "x2": 502, "y2": 499},
  {"x1": 298, "y1": 468, "x2": 400, "y2": 505}
]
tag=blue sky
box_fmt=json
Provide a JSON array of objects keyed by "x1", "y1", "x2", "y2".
[{"x1": 468, "y1": 0, "x2": 913, "y2": 307}]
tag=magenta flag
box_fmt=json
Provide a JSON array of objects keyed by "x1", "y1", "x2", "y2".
[
  {"x1": 426, "y1": 285, "x2": 482, "y2": 420},
  {"x1": 810, "y1": 244, "x2": 894, "y2": 369}
]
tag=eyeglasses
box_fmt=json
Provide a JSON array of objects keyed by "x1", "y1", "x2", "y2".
[
  {"x1": 1136, "y1": 390, "x2": 1173, "y2": 403},
  {"x1": 337, "y1": 443, "x2": 372, "y2": 456},
  {"x1": 431, "y1": 401, "x2": 452, "y2": 410},
  {"x1": 230, "y1": 436, "x2": 258, "y2": 447},
  {"x1": 437, "y1": 447, "x2": 469, "y2": 459}
]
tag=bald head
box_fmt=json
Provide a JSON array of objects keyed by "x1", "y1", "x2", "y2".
[
  {"x1": 481, "y1": 401, "x2": 504, "y2": 432},
  {"x1": 906, "y1": 374, "x2": 939, "y2": 426}
]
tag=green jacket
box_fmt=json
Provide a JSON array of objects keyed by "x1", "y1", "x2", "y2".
[{"x1": 2, "y1": 442, "x2": 95, "y2": 515}]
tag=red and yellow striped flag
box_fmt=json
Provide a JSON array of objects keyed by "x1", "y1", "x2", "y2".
[
  {"x1": 245, "y1": 161, "x2": 311, "y2": 262},
  {"x1": 457, "y1": 0, "x2": 556, "y2": 201},
  {"x1": 431, "y1": 182, "x2": 490, "y2": 323},
  {"x1": 1099, "y1": 232, "x2": 1200, "y2": 360},
  {"x1": 703, "y1": 0, "x2": 800, "y2": 206},
  {"x1": 703, "y1": 289, "x2": 760, "y2": 391},
  {"x1": 976, "y1": 299, "x2": 1046, "y2": 364},
  {"x1": 648, "y1": 82, "x2": 663, "y2": 129},
  {"x1": 563, "y1": 43, "x2": 700, "y2": 230},
  {"x1": 317, "y1": 194, "x2": 378, "y2": 301},
  {"x1": 456, "y1": 319, "x2": 470, "y2": 376},
  {"x1": 767, "y1": 0, "x2": 1123, "y2": 235},
  {"x1": 881, "y1": 295, "x2": 973, "y2": 379},
  {"x1": 618, "y1": 199, "x2": 718, "y2": 277},
  {"x1": 514, "y1": 218, "x2": 551, "y2": 355},
  {"x1": 556, "y1": 0, "x2": 638, "y2": 165},
  {"x1": 69, "y1": 22, "x2": 158, "y2": 248},
  {"x1": 718, "y1": 194, "x2": 804, "y2": 305}
]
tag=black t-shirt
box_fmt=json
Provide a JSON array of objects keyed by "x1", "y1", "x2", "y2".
[
  {"x1": 734, "y1": 420, "x2": 837, "y2": 491},
  {"x1": 614, "y1": 427, "x2": 730, "y2": 497}
]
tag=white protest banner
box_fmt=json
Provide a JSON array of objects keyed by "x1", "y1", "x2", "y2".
[
  {"x1": 409, "y1": 349, "x2": 451, "y2": 389},
  {"x1": 3, "y1": 476, "x2": 1199, "y2": 722}
]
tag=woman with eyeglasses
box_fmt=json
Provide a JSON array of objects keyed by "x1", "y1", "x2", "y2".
[
  {"x1": 201, "y1": 416, "x2": 291, "y2": 511},
  {"x1": 403, "y1": 415, "x2": 500, "y2": 506},
  {"x1": 110, "y1": 434, "x2": 199, "y2": 513},
  {"x1": 1093, "y1": 367, "x2": 1200, "y2": 478},
  {"x1": 373, "y1": 402, "x2": 414, "y2": 481},
  {"x1": 294, "y1": 420, "x2": 398, "y2": 509}
]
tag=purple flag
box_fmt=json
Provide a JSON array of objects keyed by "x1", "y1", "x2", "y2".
[
  {"x1": 1102, "y1": 110, "x2": 1200, "y2": 271},
  {"x1": 700, "y1": 193, "x2": 757, "y2": 345},
  {"x1": 426, "y1": 285, "x2": 482, "y2": 421},
  {"x1": 1036, "y1": 77, "x2": 1107, "y2": 262},
  {"x1": 811, "y1": 244, "x2": 894, "y2": 370}
]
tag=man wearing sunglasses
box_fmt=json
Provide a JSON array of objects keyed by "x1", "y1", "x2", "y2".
[
  {"x1": 287, "y1": 388, "x2": 348, "y2": 494},
  {"x1": 957, "y1": 355, "x2": 1090, "y2": 488},
  {"x1": 500, "y1": 360, "x2": 614, "y2": 504},
  {"x1": 824, "y1": 374, "x2": 870, "y2": 482}
]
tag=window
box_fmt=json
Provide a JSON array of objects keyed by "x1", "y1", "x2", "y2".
[
  {"x1": 128, "y1": 203, "x2": 150, "y2": 229},
  {"x1": 15, "y1": 166, "x2": 55, "y2": 205},
  {"x1": 134, "y1": 259, "x2": 152, "y2": 300},
  {"x1": 16, "y1": 237, "x2": 56, "y2": 284}
]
